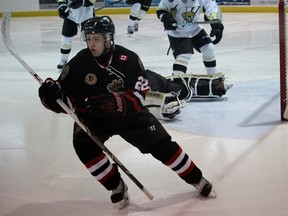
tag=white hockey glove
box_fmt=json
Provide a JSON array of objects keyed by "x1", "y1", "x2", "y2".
[{"x1": 145, "y1": 91, "x2": 185, "y2": 120}]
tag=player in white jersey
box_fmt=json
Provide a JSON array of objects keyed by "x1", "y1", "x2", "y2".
[
  {"x1": 156, "y1": 0, "x2": 224, "y2": 76},
  {"x1": 57, "y1": 0, "x2": 96, "y2": 69},
  {"x1": 126, "y1": 0, "x2": 152, "y2": 35}
]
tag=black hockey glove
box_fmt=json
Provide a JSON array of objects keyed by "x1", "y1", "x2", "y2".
[
  {"x1": 210, "y1": 21, "x2": 224, "y2": 45},
  {"x1": 38, "y1": 78, "x2": 65, "y2": 113},
  {"x1": 82, "y1": 93, "x2": 126, "y2": 118},
  {"x1": 58, "y1": 3, "x2": 69, "y2": 19},
  {"x1": 161, "y1": 13, "x2": 177, "y2": 31}
]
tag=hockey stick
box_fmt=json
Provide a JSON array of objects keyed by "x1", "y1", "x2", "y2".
[
  {"x1": 176, "y1": 19, "x2": 221, "y2": 26},
  {"x1": 95, "y1": 0, "x2": 124, "y2": 12},
  {"x1": 63, "y1": 0, "x2": 124, "y2": 13},
  {"x1": 1, "y1": 12, "x2": 154, "y2": 201}
]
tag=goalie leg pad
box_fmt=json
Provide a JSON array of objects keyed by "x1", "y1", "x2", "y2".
[
  {"x1": 171, "y1": 76, "x2": 194, "y2": 101},
  {"x1": 167, "y1": 72, "x2": 232, "y2": 98},
  {"x1": 191, "y1": 73, "x2": 232, "y2": 97}
]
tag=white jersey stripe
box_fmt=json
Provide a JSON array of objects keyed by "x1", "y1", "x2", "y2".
[{"x1": 168, "y1": 150, "x2": 186, "y2": 169}]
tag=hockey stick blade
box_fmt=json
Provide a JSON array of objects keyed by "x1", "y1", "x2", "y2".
[{"x1": 1, "y1": 11, "x2": 154, "y2": 201}]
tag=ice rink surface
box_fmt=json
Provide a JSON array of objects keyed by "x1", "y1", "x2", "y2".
[{"x1": 1, "y1": 12, "x2": 288, "y2": 216}]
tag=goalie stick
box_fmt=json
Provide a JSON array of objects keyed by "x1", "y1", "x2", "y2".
[{"x1": 1, "y1": 12, "x2": 154, "y2": 201}]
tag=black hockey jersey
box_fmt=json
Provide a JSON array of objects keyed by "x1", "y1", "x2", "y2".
[{"x1": 57, "y1": 44, "x2": 149, "y2": 116}]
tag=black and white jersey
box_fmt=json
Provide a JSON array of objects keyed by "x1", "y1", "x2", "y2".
[
  {"x1": 157, "y1": 0, "x2": 222, "y2": 38},
  {"x1": 64, "y1": 0, "x2": 95, "y2": 24}
]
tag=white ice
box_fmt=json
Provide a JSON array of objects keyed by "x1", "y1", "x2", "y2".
[{"x1": 0, "y1": 13, "x2": 288, "y2": 216}]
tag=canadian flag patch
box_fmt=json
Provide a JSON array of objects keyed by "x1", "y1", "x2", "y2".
[{"x1": 119, "y1": 55, "x2": 128, "y2": 61}]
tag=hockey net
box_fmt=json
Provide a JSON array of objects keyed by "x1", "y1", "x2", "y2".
[{"x1": 279, "y1": 0, "x2": 288, "y2": 120}]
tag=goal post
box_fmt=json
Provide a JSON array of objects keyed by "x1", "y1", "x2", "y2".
[{"x1": 279, "y1": 0, "x2": 288, "y2": 120}]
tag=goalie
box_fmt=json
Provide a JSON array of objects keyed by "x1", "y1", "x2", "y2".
[{"x1": 144, "y1": 69, "x2": 232, "y2": 120}]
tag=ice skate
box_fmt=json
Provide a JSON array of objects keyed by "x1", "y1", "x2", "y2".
[
  {"x1": 127, "y1": 26, "x2": 134, "y2": 36},
  {"x1": 193, "y1": 177, "x2": 217, "y2": 198},
  {"x1": 134, "y1": 22, "x2": 139, "y2": 32},
  {"x1": 57, "y1": 59, "x2": 67, "y2": 70},
  {"x1": 111, "y1": 178, "x2": 130, "y2": 209}
]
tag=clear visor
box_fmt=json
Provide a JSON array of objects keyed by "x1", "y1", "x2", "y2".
[{"x1": 81, "y1": 30, "x2": 114, "y2": 42}]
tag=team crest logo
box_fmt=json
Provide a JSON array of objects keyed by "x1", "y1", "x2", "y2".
[
  {"x1": 59, "y1": 65, "x2": 69, "y2": 80},
  {"x1": 182, "y1": 11, "x2": 196, "y2": 22},
  {"x1": 107, "y1": 79, "x2": 124, "y2": 92},
  {"x1": 85, "y1": 73, "x2": 97, "y2": 85}
]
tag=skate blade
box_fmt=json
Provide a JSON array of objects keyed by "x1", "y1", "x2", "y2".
[
  {"x1": 208, "y1": 188, "x2": 217, "y2": 198},
  {"x1": 116, "y1": 192, "x2": 130, "y2": 209}
]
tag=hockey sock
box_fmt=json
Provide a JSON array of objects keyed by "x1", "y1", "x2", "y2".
[
  {"x1": 150, "y1": 140, "x2": 202, "y2": 184},
  {"x1": 130, "y1": 3, "x2": 141, "y2": 20}
]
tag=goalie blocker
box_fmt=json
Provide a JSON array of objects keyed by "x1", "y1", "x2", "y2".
[
  {"x1": 144, "y1": 70, "x2": 232, "y2": 120},
  {"x1": 144, "y1": 91, "x2": 186, "y2": 120}
]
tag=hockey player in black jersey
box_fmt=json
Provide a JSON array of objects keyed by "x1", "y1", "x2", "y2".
[{"x1": 38, "y1": 16, "x2": 216, "y2": 209}]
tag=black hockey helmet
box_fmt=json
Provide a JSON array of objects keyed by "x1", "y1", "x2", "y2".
[{"x1": 83, "y1": 16, "x2": 115, "y2": 41}]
